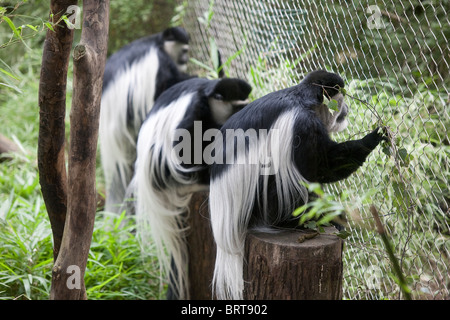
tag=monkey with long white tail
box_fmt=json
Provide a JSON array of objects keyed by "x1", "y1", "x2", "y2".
[
  {"x1": 100, "y1": 27, "x2": 193, "y2": 213},
  {"x1": 132, "y1": 77, "x2": 252, "y2": 299},
  {"x1": 209, "y1": 70, "x2": 387, "y2": 300}
]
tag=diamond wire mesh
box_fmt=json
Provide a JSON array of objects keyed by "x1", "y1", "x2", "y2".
[{"x1": 181, "y1": 0, "x2": 449, "y2": 299}]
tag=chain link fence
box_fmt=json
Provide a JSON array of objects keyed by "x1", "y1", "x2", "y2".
[{"x1": 180, "y1": 0, "x2": 449, "y2": 300}]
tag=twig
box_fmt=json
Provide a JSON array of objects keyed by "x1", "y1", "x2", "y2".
[
  {"x1": 312, "y1": 83, "x2": 382, "y2": 122},
  {"x1": 370, "y1": 205, "x2": 412, "y2": 300}
]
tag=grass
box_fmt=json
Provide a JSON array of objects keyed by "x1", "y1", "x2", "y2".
[
  {"x1": 0, "y1": 155, "x2": 53, "y2": 299},
  {"x1": 0, "y1": 46, "x2": 162, "y2": 300}
]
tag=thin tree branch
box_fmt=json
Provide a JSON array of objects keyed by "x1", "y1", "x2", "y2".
[
  {"x1": 38, "y1": 0, "x2": 78, "y2": 260},
  {"x1": 370, "y1": 205, "x2": 412, "y2": 300},
  {"x1": 50, "y1": 0, "x2": 110, "y2": 300}
]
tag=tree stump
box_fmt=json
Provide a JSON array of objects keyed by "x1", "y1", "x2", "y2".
[
  {"x1": 187, "y1": 191, "x2": 216, "y2": 299},
  {"x1": 243, "y1": 229, "x2": 343, "y2": 299},
  {"x1": 187, "y1": 192, "x2": 343, "y2": 300}
]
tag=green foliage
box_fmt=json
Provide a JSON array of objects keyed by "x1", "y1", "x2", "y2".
[
  {"x1": 189, "y1": 0, "x2": 246, "y2": 79},
  {"x1": 334, "y1": 78, "x2": 448, "y2": 299},
  {"x1": 196, "y1": 0, "x2": 215, "y2": 29},
  {"x1": 108, "y1": 0, "x2": 178, "y2": 55},
  {"x1": 0, "y1": 1, "x2": 50, "y2": 50},
  {"x1": 85, "y1": 211, "x2": 161, "y2": 300},
  {"x1": 247, "y1": 44, "x2": 316, "y2": 100},
  {"x1": 0, "y1": 54, "x2": 161, "y2": 298},
  {"x1": 0, "y1": 1, "x2": 53, "y2": 91},
  {"x1": 0, "y1": 156, "x2": 53, "y2": 300},
  {"x1": 190, "y1": 37, "x2": 246, "y2": 79},
  {"x1": 327, "y1": 99, "x2": 339, "y2": 112},
  {"x1": 0, "y1": 164, "x2": 160, "y2": 300},
  {"x1": 315, "y1": 0, "x2": 449, "y2": 90},
  {"x1": 0, "y1": 47, "x2": 57, "y2": 149},
  {"x1": 0, "y1": 1, "x2": 175, "y2": 299},
  {"x1": 170, "y1": 0, "x2": 188, "y2": 27},
  {"x1": 293, "y1": 183, "x2": 377, "y2": 238}
]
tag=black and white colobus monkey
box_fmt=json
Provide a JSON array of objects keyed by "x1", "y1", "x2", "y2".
[
  {"x1": 100, "y1": 27, "x2": 192, "y2": 212},
  {"x1": 132, "y1": 77, "x2": 252, "y2": 299},
  {"x1": 209, "y1": 70, "x2": 387, "y2": 300}
]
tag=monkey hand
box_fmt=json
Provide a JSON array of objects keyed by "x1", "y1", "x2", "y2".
[{"x1": 362, "y1": 126, "x2": 389, "y2": 149}]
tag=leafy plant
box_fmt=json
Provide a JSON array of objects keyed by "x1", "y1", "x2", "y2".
[
  {"x1": 247, "y1": 44, "x2": 316, "y2": 99},
  {"x1": 85, "y1": 211, "x2": 161, "y2": 300},
  {"x1": 189, "y1": 0, "x2": 246, "y2": 79},
  {"x1": 0, "y1": 1, "x2": 53, "y2": 91},
  {"x1": 0, "y1": 155, "x2": 53, "y2": 300},
  {"x1": 107, "y1": 0, "x2": 178, "y2": 54},
  {"x1": 293, "y1": 182, "x2": 377, "y2": 239},
  {"x1": 0, "y1": 168, "x2": 161, "y2": 300}
]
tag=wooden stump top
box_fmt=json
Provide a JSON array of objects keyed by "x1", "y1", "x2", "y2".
[
  {"x1": 244, "y1": 228, "x2": 343, "y2": 300},
  {"x1": 187, "y1": 192, "x2": 344, "y2": 300}
]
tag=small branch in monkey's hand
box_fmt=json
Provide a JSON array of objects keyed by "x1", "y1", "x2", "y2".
[
  {"x1": 312, "y1": 83, "x2": 383, "y2": 123},
  {"x1": 312, "y1": 82, "x2": 399, "y2": 154}
]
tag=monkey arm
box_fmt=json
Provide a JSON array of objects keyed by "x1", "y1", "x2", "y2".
[{"x1": 316, "y1": 128, "x2": 385, "y2": 183}]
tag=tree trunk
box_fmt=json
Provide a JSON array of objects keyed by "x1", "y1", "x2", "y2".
[
  {"x1": 50, "y1": 0, "x2": 110, "y2": 300},
  {"x1": 38, "y1": 0, "x2": 77, "y2": 260},
  {"x1": 37, "y1": 0, "x2": 110, "y2": 300},
  {"x1": 243, "y1": 229, "x2": 343, "y2": 299}
]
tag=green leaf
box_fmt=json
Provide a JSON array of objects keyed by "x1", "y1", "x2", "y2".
[
  {"x1": 86, "y1": 272, "x2": 121, "y2": 294},
  {"x1": 335, "y1": 230, "x2": 351, "y2": 239},
  {"x1": 44, "y1": 22, "x2": 54, "y2": 32},
  {"x1": 307, "y1": 182, "x2": 324, "y2": 196},
  {"x1": 114, "y1": 210, "x2": 127, "y2": 230},
  {"x1": 219, "y1": 39, "x2": 246, "y2": 77},
  {"x1": 22, "y1": 277, "x2": 31, "y2": 298},
  {"x1": 2, "y1": 16, "x2": 21, "y2": 38},
  {"x1": 317, "y1": 210, "x2": 342, "y2": 225},
  {"x1": 189, "y1": 58, "x2": 215, "y2": 73},
  {"x1": 382, "y1": 144, "x2": 391, "y2": 157},
  {"x1": 299, "y1": 202, "x2": 323, "y2": 224},
  {"x1": 197, "y1": 17, "x2": 206, "y2": 25},
  {"x1": 0, "y1": 67, "x2": 19, "y2": 80},
  {"x1": 26, "y1": 24, "x2": 38, "y2": 32},
  {"x1": 62, "y1": 15, "x2": 75, "y2": 29},
  {"x1": 209, "y1": 38, "x2": 219, "y2": 70},
  {"x1": 328, "y1": 99, "x2": 339, "y2": 111},
  {"x1": 398, "y1": 148, "x2": 410, "y2": 166},
  {"x1": 292, "y1": 204, "x2": 309, "y2": 217},
  {"x1": 0, "y1": 81, "x2": 22, "y2": 93},
  {"x1": 305, "y1": 220, "x2": 317, "y2": 230}
]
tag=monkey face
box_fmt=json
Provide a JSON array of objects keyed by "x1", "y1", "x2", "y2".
[
  {"x1": 314, "y1": 92, "x2": 349, "y2": 133},
  {"x1": 206, "y1": 78, "x2": 252, "y2": 125},
  {"x1": 164, "y1": 41, "x2": 190, "y2": 73}
]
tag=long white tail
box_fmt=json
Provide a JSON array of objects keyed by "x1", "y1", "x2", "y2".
[
  {"x1": 100, "y1": 47, "x2": 159, "y2": 212},
  {"x1": 134, "y1": 92, "x2": 198, "y2": 299},
  {"x1": 210, "y1": 110, "x2": 308, "y2": 299}
]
